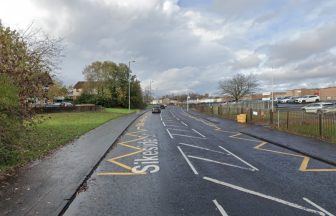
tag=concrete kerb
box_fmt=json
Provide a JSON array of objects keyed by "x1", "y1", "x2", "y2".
[
  {"x1": 58, "y1": 110, "x2": 148, "y2": 216},
  {"x1": 184, "y1": 109, "x2": 336, "y2": 168}
]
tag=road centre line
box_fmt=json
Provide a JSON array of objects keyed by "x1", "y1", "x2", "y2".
[
  {"x1": 203, "y1": 177, "x2": 325, "y2": 216},
  {"x1": 218, "y1": 146, "x2": 259, "y2": 171},
  {"x1": 303, "y1": 198, "x2": 334, "y2": 216},
  {"x1": 177, "y1": 146, "x2": 199, "y2": 175},
  {"x1": 192, "y1": 128, "x2": 206, "y2": 138},
  {"x1": 171, "y1": 133, "x2": 207, "y2": 139},
  {"x1": 213, "y1": 199, "x2": 229, "y2": 216},
  {"x1": 166, "y1": 129, "x2": 174, "y2": 139},
  {"x1": 165, "y1": 124, "x2": 185, "y2": 128},
  {"x1": 179, "y1": 143, "x2": 229, "y2": 155},
  {"x1": 188, "y1": 155, "x2": 254, "y2": 171}
]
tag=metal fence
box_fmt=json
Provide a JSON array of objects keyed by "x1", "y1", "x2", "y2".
[{"x1": 190, "y1": 103, "x2": 336, "y2": 143}]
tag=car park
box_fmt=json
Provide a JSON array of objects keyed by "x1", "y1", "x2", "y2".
[
  {"x1": 152, "y1": 105, "x2": 161, "y2": 113},
  {"x1": 295, "y1": 95, "x2": 320, "y2": 103},
  {"x1": 301, "y1": 102, "x2": 333, "y2": 113}
]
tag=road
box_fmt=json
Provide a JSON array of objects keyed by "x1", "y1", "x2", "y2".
[{"x1": 62, "y1": 107, "x2": 336, "y2": 216}]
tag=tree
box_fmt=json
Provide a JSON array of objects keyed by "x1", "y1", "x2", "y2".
[
  {"x1": 81, "y1": 61, "x2": 145, "y2": 108},
  {"x1": 218, "y1": 73, "x2": 258, "y2": 102},
  {"x1": 0, "y1": 23, "x2": 63, "y2": 115}
]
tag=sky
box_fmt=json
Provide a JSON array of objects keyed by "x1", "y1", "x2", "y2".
[{"x1": 1, "y1": 0, "x2": 336, "y2": 97}]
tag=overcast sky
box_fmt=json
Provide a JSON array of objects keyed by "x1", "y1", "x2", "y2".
[{"x1": 1, "y1": 0, "x2": 336, "y2": 96}]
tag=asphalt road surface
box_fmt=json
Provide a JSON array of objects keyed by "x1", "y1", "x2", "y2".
[{"x1": 63, "y1": 107, "x2": 336, "y2": 216}]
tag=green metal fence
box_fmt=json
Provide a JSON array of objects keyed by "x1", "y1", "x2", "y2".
[{"x1": 190, "y1": 103, "x2": 336, "y2": 143}]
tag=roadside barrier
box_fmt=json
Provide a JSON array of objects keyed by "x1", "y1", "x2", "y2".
[{"x1": 190, "y1": 104, "x2": 336, "y2": 143}]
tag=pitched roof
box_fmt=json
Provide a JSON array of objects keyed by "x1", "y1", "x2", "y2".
[{"x1": 73, "y1": 81, "x2": 87, "y2": 89}]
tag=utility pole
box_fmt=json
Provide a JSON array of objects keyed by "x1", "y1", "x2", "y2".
[
  {"x1": 149, "y1": 80, "x2": 153, "y2": 104},
  {"x1": 187, "y1": 93, "x2": 190, "y2": 112},
  {"x1": 128, "y1": 60, "x2": 136, "y2": 111},
  {"x1": 271, "y1": 66, "x2": 274, "y2": 112}
]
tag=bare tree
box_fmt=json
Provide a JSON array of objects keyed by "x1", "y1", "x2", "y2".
[{"x1": 219, "y1": 73, "x2": 258, "y2": 102}]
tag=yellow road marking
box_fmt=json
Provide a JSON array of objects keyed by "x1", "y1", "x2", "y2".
[
  {"x1": 254, "y1": 141, "x2": 336, "y2": 172},
  {"x1": 98, "y1": 117, "x2": 150, "y2": 176},
  {"x1": 98, "y1": 172, "x2": 146, "y2": 176}
]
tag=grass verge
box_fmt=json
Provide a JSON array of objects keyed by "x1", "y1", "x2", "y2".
[{"x1": 0, "y1": 108, "x2": 136, "y2": 174}]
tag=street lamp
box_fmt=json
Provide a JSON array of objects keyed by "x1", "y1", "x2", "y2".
[{"x1": 128, "y1": 60, "x2": 136, "y2": 111}]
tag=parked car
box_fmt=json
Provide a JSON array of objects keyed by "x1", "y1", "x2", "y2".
[
  {"x1": 61, "y1": 102, "x2": 74, "y2": 107},
  {"x1": 160, "y1": 104, "x2": 165, "y2": 109},
  {"x1": 287, "y1": 96, "x2": 299, "y2": 104},
  {"x1": 280, "y1": 96, "x2": 293, "y2": 103},
  {"x1": 152, "y1": 105, "x2": 161, "y2": 113},
  {"x1": 295, "y1": 95, "x2": 320, "y2": 103},
  {"x1": 301, "y1": 102, "x2": 333, "y2": 113},
  {"x1": 321, "y1": 105, "x2": 336, "y2": 114}
]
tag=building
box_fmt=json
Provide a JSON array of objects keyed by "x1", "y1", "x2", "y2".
[
  {"x1": 72, "y1": 81, "x2": 87, "y2": 99},
  {"x1": 286, "y1": 88, "x2": 319, "y2": 97},
  {"x1": 319, "y1": 87, "x2": 336, "y2": 101}
]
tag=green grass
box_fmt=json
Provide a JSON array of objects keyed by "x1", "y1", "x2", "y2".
[{"x1": 0, "y1": 108, "x2": 135, "y2": 173}]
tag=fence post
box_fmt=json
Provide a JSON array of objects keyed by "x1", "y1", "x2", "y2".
[
  {"x1": 319, "y1": 113, "x2": 322, "y2": 138},
  {"x1": 286, "y1": 111, "x2": 289, "y2": 129},
  {"x1": 249, "y1": 108, "x2": 253, "y2": 122},
  {"x1": 269, "y1": 109, "x2": 273, "y2": 125}
]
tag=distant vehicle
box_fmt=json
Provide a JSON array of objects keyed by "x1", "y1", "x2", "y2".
[
  {"x1": 295, "y1": 95, "x2": 320, "y2": 103},
  {"x1": 280, "y1": 96, "x2": 293, "y2": 103},
  {"x1": 152, "y1": 105, "x2": 161, "y2": 113},
  {"x1": 61, "y1": 102, "x2": 74, "y2": 107},
  {"x1": 301, "y1": 102, "x2": 333, "y2": 113},
  {"x1": 160, "y1": 104, "x2": 165, "y2": 109},
  {"x1": 287, "y1": 96, "x2": 299, "y2": 103},
  {"x1": 321, "y1": 104, "x2": 336, "y2": 114}
]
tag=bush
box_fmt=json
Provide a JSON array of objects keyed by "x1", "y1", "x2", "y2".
[{"x1": 0, "y1": 75, "x2": 22, "y2": 165}]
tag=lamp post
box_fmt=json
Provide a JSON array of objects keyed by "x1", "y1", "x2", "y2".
[{"x1": 128, "y1": 60, "x2": 136, "y2": 111}]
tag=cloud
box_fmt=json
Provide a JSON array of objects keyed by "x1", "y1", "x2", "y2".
[
  {"x1": 1, "y1": 0, "x2": 336, "y2": 95},
  {"x1": 266, "y1": 23, "x2": 336, "y2": 66}
]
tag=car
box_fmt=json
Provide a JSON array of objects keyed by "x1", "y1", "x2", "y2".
[
  {"x1": 152, "y1": 105, "x2": 161, "y2": 113},
  {"x1": 321, "y1": 105, "x2": 336, "y2": 114},
  {"x1": 301, "y1": 102, "x2": 333, "y2": 113},
  {"x1": 295, "y1": 95, "x2": 320, "y2": 103},
  {"x1": 160, "y1": 104, "x2": 165, "y2": 109},
  {"x1": 280, "y1": 96, "x2": 293, "y2": 103},
  {"x1": 287, "y1": 96, "x2": 299, "y2": 103},
  {"x1": 61, "y1": 102, "x2": 74, "y2": 107}
]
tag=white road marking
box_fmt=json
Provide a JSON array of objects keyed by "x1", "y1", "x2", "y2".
[
  {"x1": 303, "y1": 198, "x2": 334, "y2": 216},
  {"x1": 171, "y1": 133, "x2": 207, "y2": 139},
  {"x1": 162, "y1": 121, "x2": 166, "y2": 127},
  {"x1": 177, "y1": 146, "x2": 199, "y2": 175},
  {"x1": 166, "y1": 129, "x2": 173, "y2": 139},
  {"x1": 179, "y1": 143, "x2": 229, "y2": 155},
  {"x1": 203, "y1": 177, "x2": 325, "y2": 216},
  {"x1": 218, "y1": 146, "x2": 259, "y2": 171},
  {"x1": 168, "y1": 128, "x2": 190, "y2": 132},
  {"x1": 213, "y1": 199, "x2": 229, "y2": 216},
  {"x1": 165, "y1": 124, "x2": 184, "y2": 128},
  {"x1": 188, "y1": 155, "x2": 254, "y2": 171},
  {"x1": 180, "y1": 121, "x2": 188, "y2": 126},
  {"x1": 192, "y1": 129, "x2": 206, "y2": 138}
]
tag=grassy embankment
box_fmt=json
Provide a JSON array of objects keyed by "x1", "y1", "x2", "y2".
[{"x1": 0, "y1": 108, "x2": 137, "y2": 173}]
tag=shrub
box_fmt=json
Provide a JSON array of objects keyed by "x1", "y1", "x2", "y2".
[{"x1": 0, "y1": 75, "x2": 22, "y2": 165}]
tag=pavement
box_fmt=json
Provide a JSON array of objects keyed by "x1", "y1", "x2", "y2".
[
  {"x1": 0, "y1": 111, "x2": 145, "y2": 216},
  {"x1": 60, "y1": 107, "x2": 336, "y2": 216}
]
